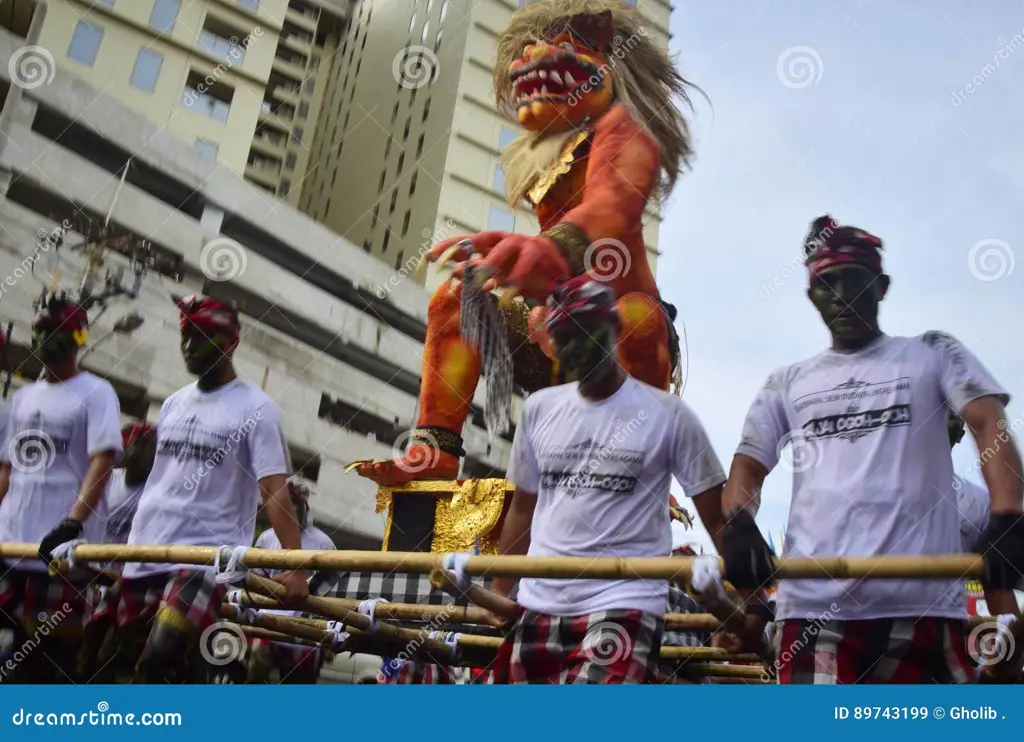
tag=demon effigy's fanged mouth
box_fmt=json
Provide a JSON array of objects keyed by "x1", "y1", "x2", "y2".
[{"x1": 510, "y1": 50, "x2": 603, "y2": 105}]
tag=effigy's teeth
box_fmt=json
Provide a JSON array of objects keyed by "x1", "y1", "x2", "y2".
[
  {"x1": 498, "y1": 286, "x2": 519, "y2": 309},
  {"x1": 435, "y1": 243, "x2": 464, "y2": 270}
]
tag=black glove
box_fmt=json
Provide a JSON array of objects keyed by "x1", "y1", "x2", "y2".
[
  {"x1": 980, "y1": 513, "x2": 1024, "y2": 590},
  {"x1": 722, "y1": 508, "x2": 776, "y2": 590},
  {"x1": 38, "y1": 518, "x2": 83, "y2": 563}
]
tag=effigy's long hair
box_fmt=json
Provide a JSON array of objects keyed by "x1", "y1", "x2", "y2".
[{"x1": 495, "y1": 0, "x2": 700, "y2": 207}]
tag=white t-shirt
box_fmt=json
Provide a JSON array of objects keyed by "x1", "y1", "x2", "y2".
[
  {"x1": 0, "y1": 373, "x2": 123, "y2": 572},
  {"x1": 509, "y1": 377, "x2": 726, "y2": 616},
  {"x1": 102, "y1": 469, "x2": 146, "y2": 545},
  {"x1": 124, "y1": 379, "x2": 291, "y2": 578},
  {"x1": 736, "y1": 332, "x2": 1008, "y2": 621},
  {"x1": 955, "y1": 474, "x2": 990, "y2": 553},
  {"x1": 253, "y1": 525, "x2": 335, "y2": 621}
]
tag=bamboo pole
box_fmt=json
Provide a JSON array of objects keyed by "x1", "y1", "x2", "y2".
[
  {"x1": 428, "y1": 567, "x2": 521, "y2": 623},
  {"x1": 240, "y1": 625, "x2": 318, "y2": 646},
  {"x1": 678, "y1": 663, "x2": 766, "y2": 680},
  {"x1": 0, "y1": 542, "x2": 987, "y2": 580},
  {"x1": 241, "y1": 574, "x2": 456, "y2": 662}
]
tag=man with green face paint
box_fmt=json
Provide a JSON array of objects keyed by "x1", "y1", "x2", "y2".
[
  {"x1": 489, "y1": 276, "x2": 727, "y2": 684},
  {"x1": 0, "y1": 291, "x2": 123, "y2": 683},
  {"x1": 721, "y1": 215, "x2": 1024, "y2": 684},
  {"x1": 84, "y1": 294, "x2": 308, "y2": 684}
]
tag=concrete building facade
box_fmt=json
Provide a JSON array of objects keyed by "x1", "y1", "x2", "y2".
[{"x1": 0, "y1": 0, "x2": 350, "y2": 206}]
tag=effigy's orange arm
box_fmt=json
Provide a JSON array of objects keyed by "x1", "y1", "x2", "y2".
[{"x1": 540, "y1": 103, "x2": 659, "y2": 275}]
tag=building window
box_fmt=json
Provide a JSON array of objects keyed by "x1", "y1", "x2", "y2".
[
  {"x1": 409, "y1": 170, "x2": 418, "y2": 196},
  {"x1": 420, "y1": 21, "x2": 430, "y2": 44},
  {"x1": 194, "y1": 138, "x2": 218, "y2": 159},
  {"x1": 285, "y1": 153, "x2": 297, "y2": 170},
  {"x1": 292, "y1": 127, "x2": 303, "y2": 143},
  {"x1": 129, "y1": 48, "x2": 163, "y2": 93},
  {"x1": 401, "y1": 210, "x2": 411, "y2": 237},
  {"x1": 487, "y1": 205, "x2": 515, "y2": 233},
  {"x1": 403, "y1": 116, "x2": 411, "y2": 140},
  {"x1": 498, "y1": 126, "x2": 519, "y2": 151},
  {"x1": 298, "y1": 102, "x2": 309, "y2": 119},
  {"x1": 382, "y1": 227, "x2": 391, "y2": 253},
  {"x1": 67, "y1": 21, "x2": 103, "y2": 68},
  {"x1": 371, "y1": 204, "x2": 379, "y2": 229},
  {"x1": 305, "y1": 77, "x2": 315, "y2": 92},
  {"x1": 279, "y1": 180, "x2": 291, "y2": 196},
  {"x1": 440, "y1": 0, "x2": 449, "y2": 24},
  {"x1": 96, "y1": 0, "x2": 114, "y2": 5},
  {"x1": 408, "y1": 13, "x2": 417, "y2": 34},
  {"x1": 397, "y1": 153, "x2": 405, "y2": 175},
  {"x1": 238, "y1": 0, "x2": 259, "y2": 10},
  {"x1": 149, "y1": 0, "x2": 179, "y2": 34},
  {"x1": 389, "y1": 189, "x2": 398, "y2": 214},
  {"x1": 182, "y1": 72, "x2": 233, "y2": 123},
  {"x1": 198, "y1": 23, "x2": 247, "y2": 64},
  {"x1": 416, "y1": 133, "x2": 425, "y2": 158},
  {"x1": 422, "y1": 97, "x2": 431, "y2": 121},
  {"x1": 493, "y1": 164, "x2": 505, "y2": 195},
  {"x1": 434, "y1": 30, "x2": 443, "y2": 53}
]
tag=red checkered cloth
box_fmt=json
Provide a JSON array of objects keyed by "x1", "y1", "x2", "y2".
[
  {"x1": 0, "y1": 568, "x2": 92, "y2": 635},
  {"x1": 774, "y1": 617, "x2": 973, "y2": 684},
  {"x1": 488, "y1": 608, "x2": 664, "y2": 684},
  {"x1": 84, "y1": 568, "x2": 226, "y2": 682}
]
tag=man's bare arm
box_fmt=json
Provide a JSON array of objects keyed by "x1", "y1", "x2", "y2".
[
  {"x1": 491, "y1": 487, "x2": 537, "y2": 598},
  {"x1": 259, "y1": 473, "x2": 309, "y2": 604},
  {"x1": 961, "y1": 396, "x2": 1024, "y2": 515},
  {"x1": 690, "y1": 484, "x2": 725, "y2": 554},
  {"x1": 721, "y1": 454, "x2": 769, "y2": 517},
  {"x1": 68, "y1": 451, "x2": 116, "y2": 523}
]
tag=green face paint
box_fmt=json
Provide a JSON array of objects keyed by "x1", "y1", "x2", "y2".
[
  {"x1": 808, "y1": 266, "x2": 882, "y2": 346},
  {"x1": 32, "y1": 329, "x2": 76, "y2": 364},
  {"x1": 555, "y1": 324, "x2": 614, "y2": 382},
  {"x1": 180, "y1": 330, "x2": 225, "y2": 377}
]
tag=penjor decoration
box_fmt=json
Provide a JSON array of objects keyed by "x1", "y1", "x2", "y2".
[{"x1": 348, "y1": 0, "x2": 699, "y2": 486}]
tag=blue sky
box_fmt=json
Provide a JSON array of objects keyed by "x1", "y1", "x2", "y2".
[{"x1": 663, "y1": 0, "x2": 1024, "y2": 553}]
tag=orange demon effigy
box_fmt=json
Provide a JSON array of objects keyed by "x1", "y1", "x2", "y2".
[{"x1": 350, "y1": 0, "x2": 699, "y2": 489}]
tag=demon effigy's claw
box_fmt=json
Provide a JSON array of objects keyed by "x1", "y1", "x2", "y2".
[
  {"x1": 434, "y1": 244, "x2": 465, "y2": 271},
  {"x1": 344, "y1": 460, "x2": 372, "y2": 474}
]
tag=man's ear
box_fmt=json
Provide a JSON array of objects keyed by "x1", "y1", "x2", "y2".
[{"x1": 876, "y1": 273, "x2": 891, "y2": 300}]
